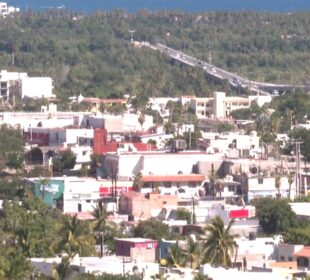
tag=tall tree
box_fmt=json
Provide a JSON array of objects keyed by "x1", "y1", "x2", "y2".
[
  {"x1": 92, "y1": 202, "x2": 108, "y2": 257},
  {"x1": 182, "y1": 236, "x2": 205, "y2": 269},
  {"x1": 287, "y1": 172, "x2": 294, "y2": 200},
  {"x1": 252, "y1": 197, "x2": 297, "y2": 234},
  {"x1": 203, "y1": 216, "x2": 238, "y2": 268},
  {"x1": 52, "y1": 214, "x2": 95, "y2": 258},
  {"x1": 167, "y1": 242, "x2": 185, "y2": 268},
  {"x1": 275, "y1": 174, "x2": 281, "y2": 198}
]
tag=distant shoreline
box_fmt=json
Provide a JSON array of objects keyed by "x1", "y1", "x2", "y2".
[{"x1": 6, "y1": 0, "x2": 310, "y2": 13}]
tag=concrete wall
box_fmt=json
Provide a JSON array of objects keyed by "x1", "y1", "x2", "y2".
[
  {"x1": 213, "y1": 91, "x2": 226, "y2": 118},
  {"x1": 21, "y1": 77, "x2": 53, "y2": 99},
  {"x1": 277, "y1": 244, "x2": 304, "y2": 262}
]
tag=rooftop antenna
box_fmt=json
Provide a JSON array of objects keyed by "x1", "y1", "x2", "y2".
[{"x1": 128, "y1": 30, "x2": 135, "y2": 43}]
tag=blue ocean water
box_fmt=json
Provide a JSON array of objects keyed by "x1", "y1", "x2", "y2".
[{"x1": 6, "y1": 0, "x2": 310, "y2": 13}]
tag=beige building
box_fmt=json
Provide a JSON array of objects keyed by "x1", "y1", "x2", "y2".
[
  {"x1": 119, "y1": 192, "x2": 178, "y2": 218},
  {"x1": 190, "y1": 91, "x2": 251, "y2": 118}
]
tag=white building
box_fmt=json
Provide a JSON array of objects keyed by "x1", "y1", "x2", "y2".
[
  {"x1": 249, "y1": 95, "x2": 272, "y2": 107},
  {"x1": 103, "y1": 150, "x2": 222, "y2": 179},
  {"x1": 245, "y1": 174, "x2": 296, "y2": 201},
  {"x1": 149, "y1": 97, "x2": 178, "y2": 117},
  {"x1": 0, "y1": 2, "x2": 19, "y2": 18},
  {"x1": 21, "y1": 76, "x2": 54, "y2": 99},
  {"x1": 85, "y1": 113, "x2": 154, "y2": 132},
  {"x1": 190, "y1": 92, "x2": 271, "y2": 119},
  {"x1": 201, "y1": 131, "x2": 260, "y2": 153},
  {"x1": 0, "y1": 111, "x2": 91, "y2": 130},
  {"x1": 200, "y1": 263, "x2": 294, "y2": 280},
  {"x1": 29, "y1": 176, "x2": 133, "y2": 214},
  {"x1": 0, "y1": 70, "x2": 54, "y2": 100},
  {"x1": 31, "y1": 256, "x2": 159, "y2": 278},
  {"x1": 0, "y1": 70, "x2": 27, "y2": 101}
]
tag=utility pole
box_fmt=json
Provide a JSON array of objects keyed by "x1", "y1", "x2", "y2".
[
  {"x1": 292, "y1": 140, "x2": 303, "y2": 197},
  {"x1": 111, "y1": 161, "x2": 118, "y2": 203},
  {"x1": 188, "y1": 127, "x2": 192, "y2": 150}
]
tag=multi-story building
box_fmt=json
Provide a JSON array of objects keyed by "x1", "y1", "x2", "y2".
[
  {"x1": 0, "y1": 70, "x2": 54, "y2": 101},
  {"x1": 28, "y1": 176, "x2": 133, "y2": 213},
  {"x1": 190, "y1": 91, "x2": 256, "y2": 118}
]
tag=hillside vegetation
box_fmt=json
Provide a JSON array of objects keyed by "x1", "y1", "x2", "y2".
[{"x1": 0, "y1": 10, "x2": 309, "y2": 102}]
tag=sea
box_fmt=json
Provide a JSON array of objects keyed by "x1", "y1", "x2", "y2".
[{"x1": 6, "y1": 0, "x2": 310, "y2": 13}]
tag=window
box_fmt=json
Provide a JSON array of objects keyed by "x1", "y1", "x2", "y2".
[
  {"x1": 280, "y1": 256, "x2": 285, "y2": 261},
  {"x1": 258, "y1": 178, "x2": 264, "y2": 184},
  {"x1": 288, "y1": 257, "x2": 293, "y2": 261},
  {"x1": 147, "y1": 242, "x2": 153, "y2": 249},
  {"x1": 164, "y1": 182, "x2": 172, "y2": 188}
]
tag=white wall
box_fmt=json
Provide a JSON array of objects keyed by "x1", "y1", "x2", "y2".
[
  {"x1": 21, "y1": 77, "x2": 53, "y2": 99},
  {"x1": 65, "y1": 129, "x2": 94, "y2": 145},
  {"x1": 213, "y1": 91, "x2": 226, "y2": 118},
  {"x1": 248, "y1": 176, "x2": 296, "y2": 201}
]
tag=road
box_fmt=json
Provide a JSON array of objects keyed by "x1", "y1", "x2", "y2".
[{"x1": 141, "y1": 41, "x2": 310, "y2": 94}]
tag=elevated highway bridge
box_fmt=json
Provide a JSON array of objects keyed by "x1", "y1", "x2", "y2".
[{"x1": 141, "y1": 41, "x2": 310, "y2": 95}]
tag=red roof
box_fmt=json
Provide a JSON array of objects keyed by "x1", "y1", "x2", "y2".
[
  {"x1": 294, "y1": 247, "x2": 310, "y2": 257},
  {"x1": 141, "y1": 174, "x2": 205, "y2": 183}
]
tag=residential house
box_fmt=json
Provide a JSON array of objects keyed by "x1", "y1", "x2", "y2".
[
  {"x1": 31, "y1": 256, "x2": 159, "y2": 278},
  {"x1": 102, "y1": 150, "x2": 222, "y2": 179},
  {"x1": 0, "y1": 70, "x2": 54, "y2": 100},
  {"x1": 115, "y1": 238, "x2": 158, "y2": 262},
  {"x1": 119, "y1": 192, "x2": 178, "y2": 219},
  {"x1": 190, "y1": 92, "x2": 252, "y2": 119},
  {"x1": 28, "y1": 176, "x2": 133, "y2": 213}
]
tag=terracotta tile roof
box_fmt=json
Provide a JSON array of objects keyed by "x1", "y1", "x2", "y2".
[
  {"x1": 294, "y1": 247, "x2": 310, "y2": 257},
  {"x1": 141, "y1": 174, "x2": 205, "y2": 183}
]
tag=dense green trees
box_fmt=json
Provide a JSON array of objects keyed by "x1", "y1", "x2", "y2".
[
  {"x1": 252, "y1": 197, "x2": 298, "y2": 234},
  {"x1": 133, "y1": 218, "x2": 171, "y2": 241},
  {"x1": 175, "y1": 208, "x2": 192, "y2": 224},
  {"x1": 52, "y1": 149, "x2": 77, "y2": 172},
  {"x1": 0, "y1": 196, "x2": 63, "y2": 278},
  {"x1": 0, "y1": 11, "x2": 309, "y2": 106},
  {"x1": 0, "y1": 125, "x2": 24, "y2": 171}
]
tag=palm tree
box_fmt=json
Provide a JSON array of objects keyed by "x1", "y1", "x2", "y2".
[
  {"x1": 133, "y1": 172, "x2": 143, "y2": 192},
  {"x1": 50, "y1": 215, "x2": 95, "y2": 280},
  {"x1": 167, "y1": 242, "x2": 186, "y2": 268},
  {"x1": 275, "y1": 174, "x2": 281, "y2": 199},
  {"x1": 182, "y1": 236, "x2": 205, "y2": 269},
  {"x1": 287, "y1": 172, "x2": 294, "y2": 200},
  {"x1": 52, "y1": 214, "x2": 95, "y2": 260},
  {"x1": 92, "y1": 202, "x2": 107, "y2": 257},
  {"x1": 208, "y1": 165, "x2": 219, "y2": 199},
  {"x1": 203, "y1": 216, "x2": 238, "y2": 268}
]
